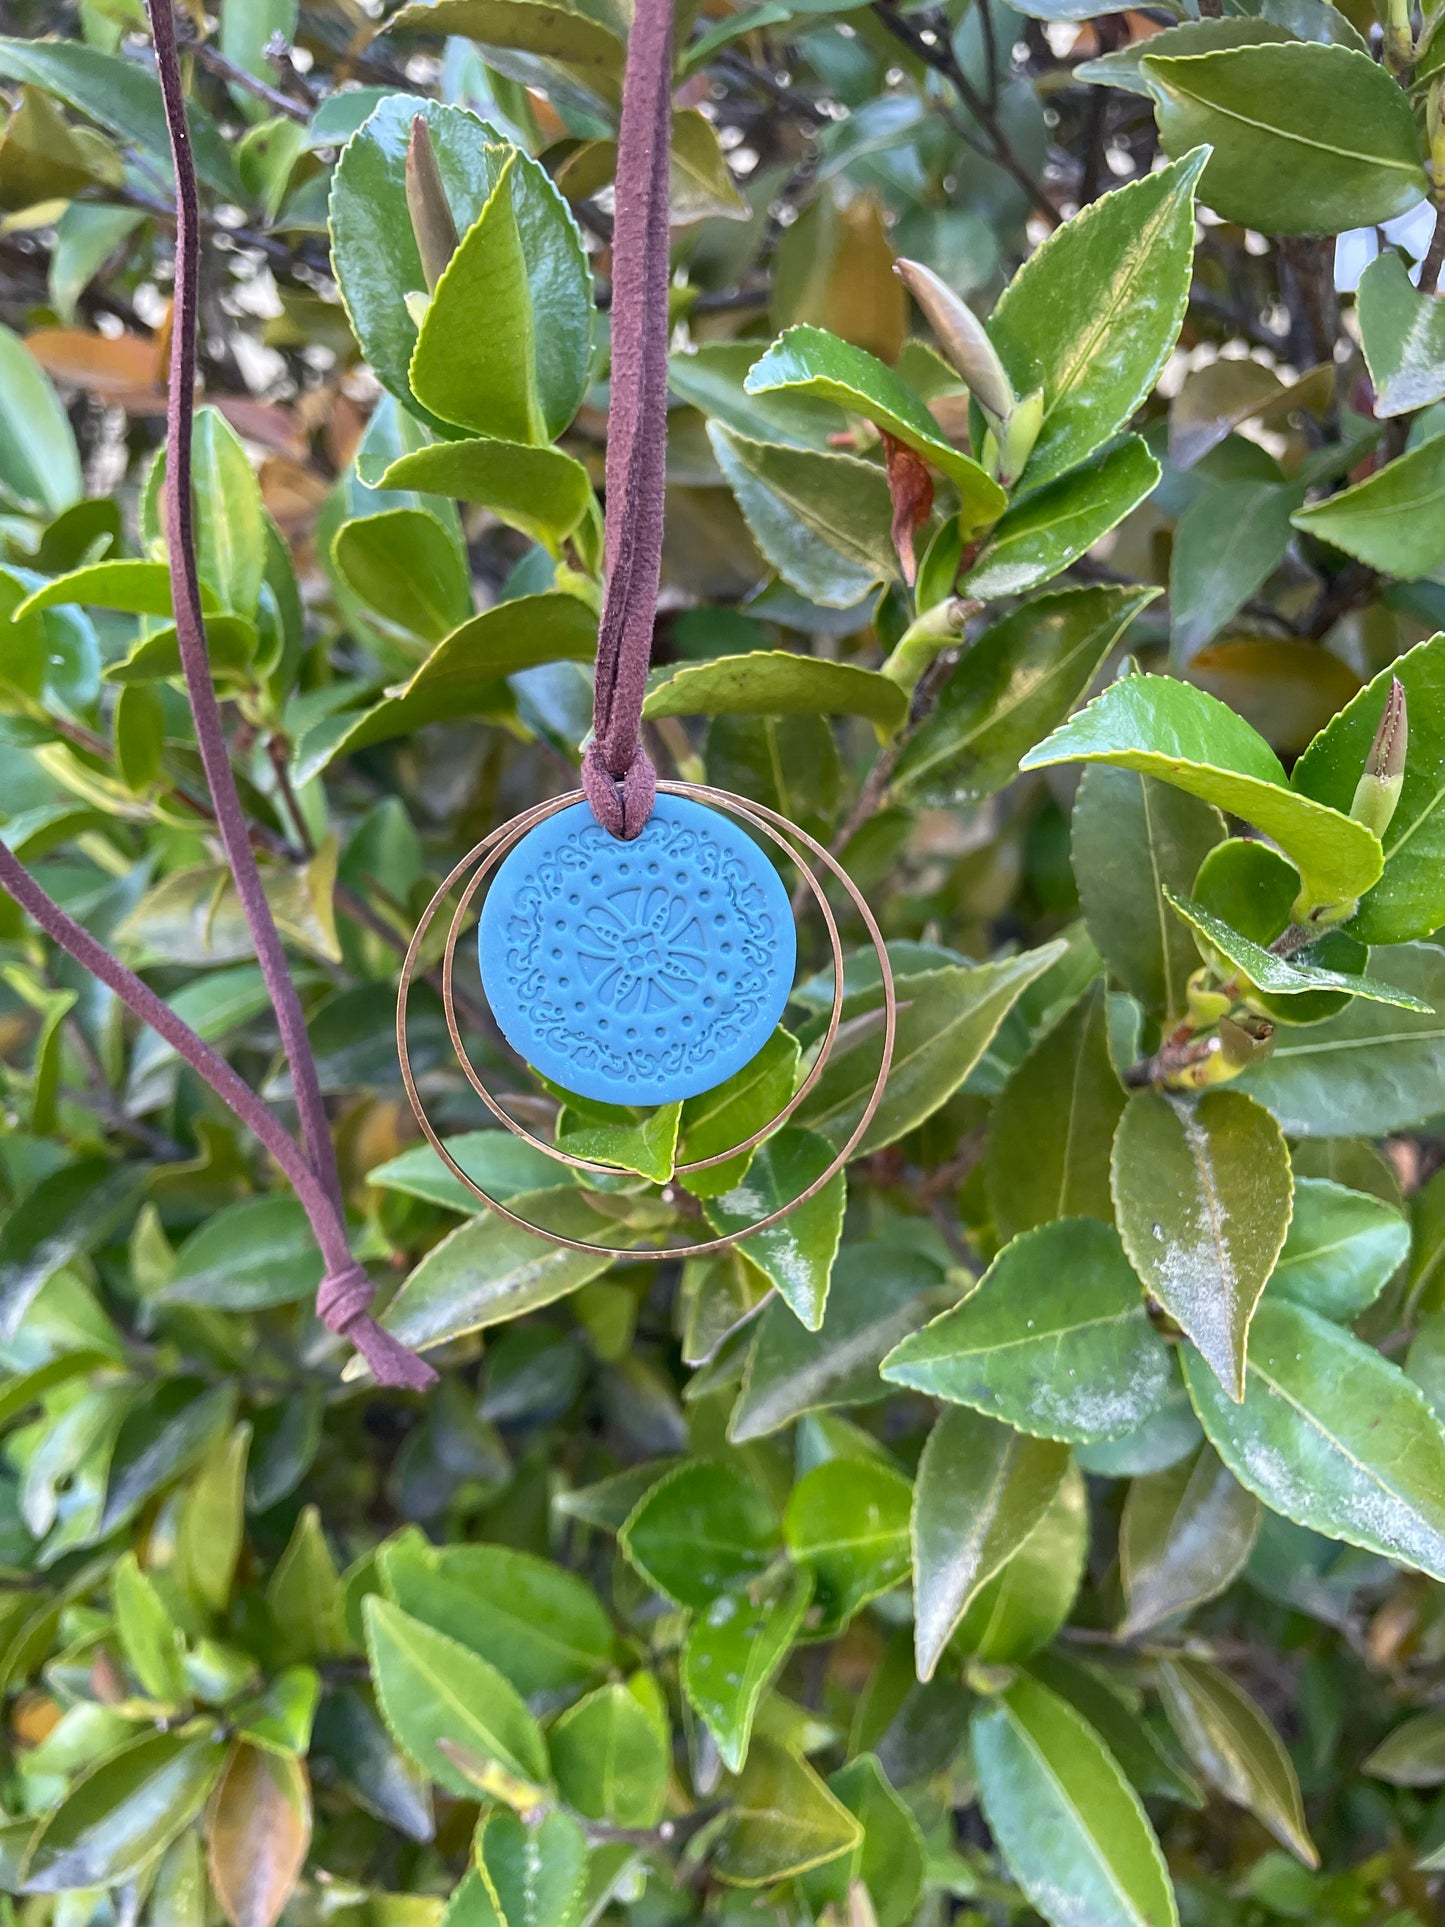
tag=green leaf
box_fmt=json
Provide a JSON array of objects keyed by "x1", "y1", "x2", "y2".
[
  {"x1": 882, "y1": 1218, "x2": 1172, "y2": 1443},
  {"x1": 363, "y1": 1596, "x2": 549, "y2": 1798},
  {"x1": 388, "y1": 0, "x2": 624, "y2": 80},
  {"x1": 644, "y1": 650, "x2": 906, "y2": 730},
  {"x1": 1268, "y1": 1177, "x2": 1409, "y2": 1320},
  {"x1": 295, "y1": 592, "x2": 595, "y2": 781},
  {"x1": 1027, "y1": 1652, "x2": 1203, "y2": 1807},
  {"x1": 99, "y1": 1380, "x2": 237, "y2": 1538},
  {"x1": 1156, "y1": 1656, "x2": 1316, "y2": 1866},
  {"x1": 702, "y1": 1126, "x2": 845, "y2": 1329},
  {"x1": 1293, "y1": 435, "x2": 1445, "y2": 578},
  {"x1": 555, "y1": 1100, "x2": 681, "y2": 1184},
  {"x1": 682, "y1": 1568, "x2": 812, "y2": 1773},
  {"x1": 105, "y1": 616, "x2": 257, "y2": 692},
  {"x1": 379, "y1": 1536, "x2": 614, "y2": 1696},
  {"x1": 986, "y1": 982, "x2": 1125, "y2": 1240},
  {"x1": 477, "y1": 1809, "x2": 587, "y2": 1927},
  {"x1": 706, "y1": 425, "x2": 899, "y2": 607},
  {"x1": 175, "y1": 1426, "x2": 249, "y2": 1620},
  {"x1": 159, "y1": 1198, "x2": 323, "y2": 1311},
  {"x1": 549, "y1": 1680, "x2": 669, "y2": 1827},
  {"x1": 1163, "y1": 889, "x2": 1433, "y2": 1012},
  {"x1": 332, "y1": 508, "x2": 473, "y2": 644},
  {"x1": 960, "y1": 437, "x2": 1162, "y2": 601},
  {"x1": 954, "y1": 1463, "x2": 1089, "y2": 1662},
  {"x1": 1142, "y1": 44, "x2": 1426, "y2": 233},
  {"x1": 22, "y1": 1731, "x2": 227, "y2": 1892},
  {"x1": 669, "y1": 342, "x2": 846, "y2": 449},
  {"x1": 1119, "y1": 1446, "x2": 1261, "y2": 1636},
  {"x1": 620, "y1": 1460, "x2": 779, "y2": 1610},
  {"x1": 410, "y1": 147, "x2": 591, "y2": 444},
  {"x1": 713, "y1": 1737, "x2": 862, "y2": 1887},
  {"x1": 972, "y1": 1676, "x2": 1179, "y2": 1927},
  {"x1": 18, "y1": 559, "x2": 220, "y2": 621},
  {"x1": 366, "y1": 1130, "x2": 577, "y2": 1213},
  {"x1": 1239, "y1": 943, "x2": 1445, "y2": 1134},
  {"x1": 679, "y1": 1027, "x2": 799, "y2": 1199},
  {"x1": 0, "y1": 324, "x2": 81, "y2": 517},
  {"x1": 798, "y1": 1754, "x2": 927, "y2": 1927},
  {"x1": 1356, "y1": 249, "x2": 1445, "y2": 418},
  {"x1": 0, "y1": 1158, "x2": 141, "y2": 1337},
  {"x1": 796, "y1": 947, "x2": 1067, "y2": 1153},
  {"x1": 1112, "y1": 1089, "x2": 1293, "y2": 1400},
  {"x1": 895, "y1": 586, "x2": 1156, "y2": 806},
  {"x1": 266, "y1": 1508, "x2": 349, "y2": 1664},
  {"x1": 1293, "y1": 636, "x2": 1445, "y2": 944},
  {"x1": 370, "y1": 437, "x2": 592, "y2": 546},
  {"x1": 729, "y1": 1243, "x2": 941, "y2": 1442},
  {"x1": 1169, "y1": 479, "x2": 1304, "y2": 662},
  {"x1": 191, "y1": 408, "x2": 267, "y2": 619},
  {"x1": 1072, "y1": 765, "x2": 1226, "y2": 1022},
  {"x1": 988, "y1": 150, "x2": 1208, "y2": 490},
  {"x1": 1363, "y1": 1709, "x2": 1445, "y2": 1786},
  {"x1": 112, "y1": 1552, "x2": 186, "y2": 1705},
  {"x1": 1025, "y1": 674, "x2": 1383, "y2": 913},
  {"x1": 0, "y1": 39, "x2": 238, "y2": 196},
  {"x1": 911, "y1": 1407, "x2": 1071, "y2": 1681},
  {"x1": 784, "y1": 1455, "x2": 912, "y2": 1630},
  {"x1": 370, "y1": 1188, "x2": 629, "y2": 1359},
  {"x1": 744, "y1": 326, "x2": 1005, "y2": 511},
  {"x1": 1075, "y1": 17, "x2": 1298, "y2": 95},
  {"x1": 1183, "y1": 1294, "x2": 1445, "y2": 1580}
]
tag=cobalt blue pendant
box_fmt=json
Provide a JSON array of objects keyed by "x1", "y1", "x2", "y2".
[{"x1": 478, "y1": 794, "x2": 796, "y2": 1107}]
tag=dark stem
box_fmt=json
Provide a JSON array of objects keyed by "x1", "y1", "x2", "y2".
[
  {"x1": 1419, "y1": 202, "x2": 1445, "y2": 296},
  {"x1": 180, "y1": 30, "x2": 311, "y2": 120}
]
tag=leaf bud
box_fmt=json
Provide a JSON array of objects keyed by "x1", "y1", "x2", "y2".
[
  {"x1": 406, "y1": 114, "x2": 459, "y2": 297},
  {"x1": 994, "y1": 386, "x2": 1044, "y2": 488},
  {"x1": 893, "y1": 259, "x2": 1015, "y2": 423},
  {"x1": 1349, "y1": 675, "x2": 1407, "y2": 840}
]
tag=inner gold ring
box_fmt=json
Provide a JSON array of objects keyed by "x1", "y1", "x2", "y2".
[{"x1": 396, "y1": 780, "x2": 895, "y2": 1261}]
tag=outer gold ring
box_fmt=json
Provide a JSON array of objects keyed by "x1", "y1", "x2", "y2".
[{"x1": 396, "y1": 781, "x2": 895, "y2": 1260}]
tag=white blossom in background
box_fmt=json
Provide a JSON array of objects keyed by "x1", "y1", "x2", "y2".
[{"x1": 1334, "y1": 200, "x2": 1437, "y2": 292}]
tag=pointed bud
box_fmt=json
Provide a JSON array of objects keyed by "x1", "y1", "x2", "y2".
[
  {"x1": 995, "y1": 386, "x2": 1044, "y2": 488},
  {"x1": 406, "y1": 115, "x2": 458, "y2": 296},
  {"x1": 1350, "y1": 676, "x2": 1408, "y2": 839},
  {"x1": 894, "y1": 258, "x2": 1015, "y2": 424}
]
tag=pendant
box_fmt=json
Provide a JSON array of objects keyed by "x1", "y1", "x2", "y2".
[{"x1": 478, "y1": 795, "x2": 795, "y2": 1107}]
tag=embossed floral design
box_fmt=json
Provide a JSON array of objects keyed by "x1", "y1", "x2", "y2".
[{"x1": 577, "y1": 887, "x2": 707, "y2": 1012}]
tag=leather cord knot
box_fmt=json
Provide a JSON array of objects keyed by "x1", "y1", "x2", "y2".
[
  {"x1": 582, "y1": 738, "x2": 657, "y2": 840},
  {"x1": 317, "y1": 1261, "x2": 437, "y2": 1391}
]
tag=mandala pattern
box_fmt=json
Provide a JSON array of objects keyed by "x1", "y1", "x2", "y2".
[{"x1": 478, "y1": 796, "x2": 795, "y2": 1106}]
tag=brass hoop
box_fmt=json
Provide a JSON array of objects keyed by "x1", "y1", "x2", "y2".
[{"x1": 396, "y1": 781, "x2": 895, "y2": 1261}]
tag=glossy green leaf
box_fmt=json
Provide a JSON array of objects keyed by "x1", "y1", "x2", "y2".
[
  {"x1": 1183, "y1": 1294, "x2": 1445, "y2": 1580},
  {"x1": 1163, "y1": 889, "x2": 1432, "y2": 1012},
  {"x1": 1169, "y1": 479, "x2": 1303, "y2": 662},
  {"x1": 17, "y1": 560, "x2": 219, "y2": 621},
  {"x1": 702, "y1": 1126, "x2": 845, "y2": 1329},
  {"x1": 1293, "y1": 435, "x2": 1445, "y2": 578},
  {"x1": 410, "y1": 146, "x2": 591, "y2": 443},
  {"x1": 191, "y1": 408, "x2": 267, "y2": 619},
  {"x1": 744, "y1": 326, "x2": 1005, "y2": 510},
  {"x1": 973, "y1": 1676, "x2": 1179, "y2": 1927},
  {"x1": 332, "y1": 508, "x2": 473, "y2": 643},
  {"x1": 729, "y1": 1243, "x2": 940, "y2": 1442},
  {"x1": 882, "y1": 1218, "x2": 1172, "y2": 1443},
  {"x1": 366, "y1": 1130, "x2": 574, "y2": 1213},
  {"x1": 160, "y1": 1198, "x2": 323, "y2": 1311},
  {"x1": 1156, "y1": 1656, "x2": 1316, "y2": 1865},
  {"x1": 678, "y1": 1027, "x2": 799, "y2": 1199},
  {"x1": 911, "y1": 1406, "x2": 1071, "y2": 1680},
  {"x1": 1357, "y1": 250, "x2": 1445, "y2": 417},
  {"x1": 1025, "y1": 674, "x2": 1383, "y2": 912},
  {"x1": 554, "y1": 1099, "x2": 680, "y2": 1184},
  {"x1": 1143, "y1": 44, "x2": 1426, "y2": 233},
  {"x1": 1027, "y1": 1652, "x2": 1203, "y2": 1806},
  {"x1": 986, "y1": 982, "x2": 1124, "y2": 1239},
  {"x1": 682, "y1": 1567, "x2": 812, "y2": 1772},
  {"x1": 797, "y1": 946, "x2": 1067, "y2": 1153},
  {"x1": 105, "y1": 615, "x2": 256, "y2": 691},
  {"x1": 706, "y1": 424, "x2": 899, "y2": 606},
  {"x1": 1075, "y1": 17, "x2": 1297, "y2": 94},
  {"x1": 100, "y1": 1379, "x2": 237, "y2": 1537},
  {"x1": 953, "y1": 1463, "x2": 1090, "y2": 1661},
  {"x1": 112, "y1": 1552, "x2": 186, "y2": 1705},
  {"x1": 620, "y1": 1460, "x2": 778, "y2": 1610},
  {"x1": 1113, "y1": 1088, "x2": 1293, "y2": 1400},
  {"x1": 477, "y1": 1809, "x2": 587, "y2": 1927},
  {"x1": 0, "y1": 1158, "x2": 142, "y2": 1337},
  {"x1": 1072, "y1": 764, "x2": 1226, "y2": 1022},
  {"x1": 0, "y1": 324, "x2": 82, "y2": 517},
  {"x1": 895, "y1": 586, "x2": 1156, "y2": 806},
  {"x1": 22, "y1": 1731, "x2": 227, "y2": 1891},
  {"x1": 798, "y1": 1754, "x2": 926, "y2": 1927},
  {"x1": 988, "y1": 150, "x2": 1207, "y2": 489},
  {"x1": 960, "y1": 436, "x2": 1161, "y2": 601},
  {"x1": 1239, "y1": 943, "x2": 1445, "y2": 1134},
  {"x1": 1119, "y1": 1446, "x2": 1261, "y2": 1635},
  {"x1": 1268, "y1": 1177, "x2": 1409, "y2": 1320},
  {"x1": 784, "y1": 1455, "x2": 912, "y2": 1629},
  {"x1": 370, "y1": 437, "x2": 592, "y2": 545},
  {"x1": 644, "y1": 650, "x2": 906, "y2": 729},
  {"x1": 1293, "y1": 636, "x2": 1445, "y2": 944},
  {"x1": 388, "y1": 0, "x2": 624, "y2": 81},
  {"x1": 714, "y1": 1737, "x2": 862, "y2": 1887},
  {"x1": 669, "y1": 341, "x2": 846, "y2": 449},
  {"x1": 549, "y1": 1680, "x2": 669, "y2": 1826},
  {"x1": 1363, "y1": 1709, "x2": 1445, "y2": 1786},
  {"x1": 363, "y1": 1597, "x2": 549, "y2": 1798},
  {"x1": 379, "y1": 1535, "x2": 614, "y2": 1696}
]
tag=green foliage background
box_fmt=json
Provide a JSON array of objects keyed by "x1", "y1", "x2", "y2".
[{"x1": 3, "y1": 0, "x2": 1445, "y2": 1920}]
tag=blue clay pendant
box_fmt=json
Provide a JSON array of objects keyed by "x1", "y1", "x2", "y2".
[{"x1": 479, "y1": 795, "x2": 796, "y2": 1107}]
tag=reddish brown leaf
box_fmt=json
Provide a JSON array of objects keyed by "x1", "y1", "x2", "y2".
[
  {"x1": 881, "y1": 431, "x2": 934, "y2": 585},
  {"x1": 207, "y1": 1742, "x2": 311, "y2": 1927}
]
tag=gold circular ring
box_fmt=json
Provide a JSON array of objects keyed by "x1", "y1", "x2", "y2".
[{"x1": 396, "y1": 781, "x2": 895, "y2": 1261}]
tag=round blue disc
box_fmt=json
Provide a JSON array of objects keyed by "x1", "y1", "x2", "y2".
[{"x1": 478, "y1": 795, "x2": 796, "y2": 1107}]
